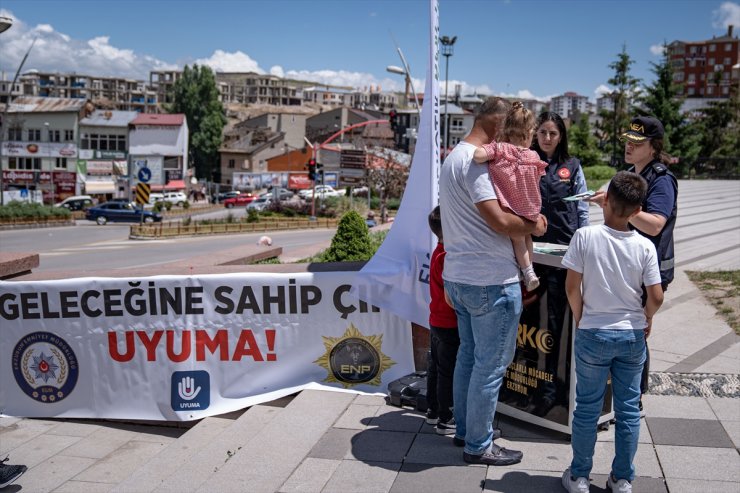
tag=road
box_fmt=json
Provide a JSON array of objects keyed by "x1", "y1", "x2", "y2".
[{"x1": 0, "y1": 221, "x2": 336, "y2": 272}]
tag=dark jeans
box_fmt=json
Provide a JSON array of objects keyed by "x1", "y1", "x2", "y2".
[
  {"x1": 640, "y1": 282, "x2": 668, "y2": 394},
  {"x1": 426, "y1": 325, "x2": 460, "y2": 421}
]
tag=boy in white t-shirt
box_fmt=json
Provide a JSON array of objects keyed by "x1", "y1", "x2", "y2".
[{"x1": 560, "y1": 171, "x2": 664, "y2": 493}]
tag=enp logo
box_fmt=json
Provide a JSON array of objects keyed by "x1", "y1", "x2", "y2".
[{"x1": 171, "y1": 370, "x2": 210, "y2": 412}]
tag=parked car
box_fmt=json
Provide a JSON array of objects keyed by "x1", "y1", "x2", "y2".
[
  {"x1": 223, "y1": 193, "x2": 256, "y2": 208},
  {"x1": 246, "y1": 196, "x2": 275, "y2": 212},
  {"x1": 55, "y1": 195, "x2": 94, "y2": 211},
  {"x1": 260, "y1": 188, "x2": 294, "y2": 201},
  {"x1": 85, "y1": 201, "x2": 162, "y2": 225},
  {"x1": 148, "y1": 193, "x2": 165, "y2": 205},
  {"x1": 298, "y1": 185, "x2": 341, "y2": 200},
  {"x1": 163, "y1": 191, "x2": 187, "y2": 206},
  {"x1": 211, "y1": 191, "x2": 240, "y2": 203}
]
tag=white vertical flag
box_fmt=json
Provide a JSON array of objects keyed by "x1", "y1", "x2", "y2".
[{"x1": 352, "y1": 0, "x2": 440, "y2": 328}]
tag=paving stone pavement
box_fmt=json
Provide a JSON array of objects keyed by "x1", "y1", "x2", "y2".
[{"x1": 2, "y1": 180, "x2": 739, "y2": 492}]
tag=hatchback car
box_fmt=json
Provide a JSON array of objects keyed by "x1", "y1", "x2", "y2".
[
  {"x1": 55, "y1": 195, "x2": 94, "y2": 211},
  {"x1": 163, "y1": 191, "x2": 187, "y2": 206},
  {"x1": 246, "y1": 196, "x2": 275, "y2": 212},
  {"x1": 85, "y1": 201, "x2": 162, "y2": 225},
  {"x1": 260, "y1": 188, "x2": 294, "y2": 201}
]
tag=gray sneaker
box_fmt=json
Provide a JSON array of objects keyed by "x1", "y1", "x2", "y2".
[
  {"x1": 435, "y1": 416, "x2": 456, "y2": 435},
  {"x1": 607, "y1": 474, "x2": 632, "y2": 493},
  {"x1": 561, "y1": 468, "x2": 589, "y2": 493}
]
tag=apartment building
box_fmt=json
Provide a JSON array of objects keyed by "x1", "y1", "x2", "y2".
[
  {"x1": 79, "y1": 109, "x2": 138, "y2": 197},
  {"x1": 128, "y1": 113, "x2": 189, "y2": 192},
  {"x1": 668, "y1": 25, "x2": 739, "y2": 99},
  {"x1": 550, "y1": 92, "x2": 589, "y2": 120},
  {"x1": 236, "y1": 112, "x2": 308, "y2": 150},
  {"x1": 13, "y1": 71, "x2": 158, "y2": 113},
  {"x1": 1, "y1": 97, "x2": 92, "y2": 203}
]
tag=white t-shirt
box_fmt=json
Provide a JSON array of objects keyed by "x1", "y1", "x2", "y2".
[
  {"x1": 439, "y1": 142, "x2": 519, "y2": 286},
  {"x1": 562, "y1": 224, "x2": 661, "y2": 330}
]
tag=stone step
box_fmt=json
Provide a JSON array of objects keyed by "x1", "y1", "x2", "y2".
[
  {"x1": 151, "y1": 403, "x2": 284, "y2": 492},
  {"x1": 110, "y1": 415, "x2": 234, "y2": 493},
  {"x1": 198, "y1": 390, "x2": 356, "y2": 493}
]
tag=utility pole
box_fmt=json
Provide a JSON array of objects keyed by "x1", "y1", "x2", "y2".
[{"x1": 440, "y1": 36, "x2": 457, "y2": 160}]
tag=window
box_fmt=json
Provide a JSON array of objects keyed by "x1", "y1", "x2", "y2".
[
  {"x1": 117, "y1": 135, "x2": 126, "y2": 151},
  {"x1": 27, "y1": 128, "x2": 41, "y2": 141},
  {"x1": 710, "y1": 44, "x2": 716, "y2": 52},
  {"x1": 709, "y1": 57, "x2": 715, "y2": 65},
  {"x1": 726, "y1": 43, "x2": 733, "y2": 51},
  {"x1": 708, "y1": 87, "x2": 714, "y2": 95},
  {"x1": 690, "y1": 46, "x2": 697, "y2": 54},
  {"x1": 688, "y1": 74, "x2": 696, "y2": 83},
  {"x1": 49, "y1": 129, "x2": 61, "y2": 142},
  {"x1": 8, "y1": 157, "x2": 41, "y2": 170},
  {"x1": 724, "y1": 58, "x2": 731, "y2": 65},
  {"x1": 689, "y1": 59, "x2": 696, "y2": 67},
  {"x1": 8, "y1": 127, "x2": 22, "y2": 141},
  {"x1": 228, "y1": 159, "x2": 235, "y2": 169},
  {"x1": 688, "y1": 87, "x2": 695, "y2": 96},
  {"x1": 55, "y1": 157, "x2": 67, "y2": 169},
  {"x1": 81, "y1": 133, "x2": 125, "y2": 151},
  {"x1": 723, "y1": 86, "x2": 729, "y2": 95},
  {"x1": 674, "y1": 72, "x2": 684, "y2": 82},
  {"x1": 65, "y1": 130, "x2": 74, "y2": 141},
  {"x1": 700, "y1": 73, "x2": 705, "y2": 80}
]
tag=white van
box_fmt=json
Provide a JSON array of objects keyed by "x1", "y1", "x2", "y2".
[{"x1": 148, "y1": 193, "x2": 165, "y2": 205}]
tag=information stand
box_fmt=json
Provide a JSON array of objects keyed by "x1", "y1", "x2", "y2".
[{"x1": 497, "y1": 243, "x2": 614, "y2": 435}]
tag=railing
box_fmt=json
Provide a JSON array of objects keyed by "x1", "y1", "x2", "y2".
[{"x1": 130, "y1": 217, "x2": 338, "y2": 238}]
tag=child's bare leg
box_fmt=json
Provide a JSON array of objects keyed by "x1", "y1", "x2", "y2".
[{"x1": 513, "y1": 235, "x2": 539, "y2": 291}]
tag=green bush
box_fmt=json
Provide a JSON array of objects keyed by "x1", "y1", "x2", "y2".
[
  {"x1": 164, "y1": 201, "x2": 173, "y2": 211},
  {"x1": 321, "y1": 210, "x2": 374, "y2": 262},
  {"x1": 153, "y1": 202, "x2": 164, "y2": 213},
  {"x1": 583, "y1": 165, "x2": 616, "y2": 181},
  {"x1": 246, "y1": 209, "x2": 259, "y2": 223},
  {"x1": 183, "y1": 200, "x2": 190, "y2": 209},
  {"x1": 0, "y1": 201, "x2": 71, "y2": 220}
]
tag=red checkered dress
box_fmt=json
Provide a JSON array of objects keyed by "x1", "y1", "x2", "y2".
[{"x1": 481, "y1": 141, "x2": 548, "y2": 222}]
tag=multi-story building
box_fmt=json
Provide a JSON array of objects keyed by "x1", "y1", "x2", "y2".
[
  {"x1": 236, "y1": 112, "x2": 308, "y2": 151},
  {"x1": 669, "y1": 25, "x2": 739, "y2": 99},
  {"x1": 128, "y1": 113, "x2": 189, "y2": 192},
  {"x1": 79, "y1": 109, "x2": 138, "y2": 198},
  {"x1": 305, "y1": 107, "x2": 381, "y2": 143},
  {"x1": 1, "y1": 97, "x2": 91, "y2": 203},
  {"x1": 11, "y1": 71, "x2": 158, "y2": 113},
  {"x1": 440, "y1": 103, "x2": 474, "y2": 153},
  {"x1": 596, "y1": 94, "x2": 615, "y2": 112},
  {"x1": 550, "y1": 92, "x2": 589, "y2": 120}
]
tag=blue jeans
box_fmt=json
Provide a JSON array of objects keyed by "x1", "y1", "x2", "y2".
[
  {"x1": 570, "y1": 329, "x2": 646, "y2": 481},
  {"x1": 444, "y1": 280, "x2": 521, "y2": 455}
]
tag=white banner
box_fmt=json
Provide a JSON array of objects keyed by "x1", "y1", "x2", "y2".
[
  {"x1": 0, "y1": 272, "x2": 414, "y2": 421},
  {"x1": 352, "y1": 0, "x2": 440, "y2": 328}
]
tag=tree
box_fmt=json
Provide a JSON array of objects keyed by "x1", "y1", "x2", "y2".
[
  {"x1": 567, "y1": 112, "x2": 604, "y2": 168},
  {"x1": 364, "y1": 146, "x2": 409, "y2": 223},
  {"x1": 638, "y1": 42, "x2": 700, "y2": 175},
  {"x1": 166, "y1": 64, "x2": 227, "y2": 182},
  {"x1": 596, "y1": 45, "x2": 641, "y2": 169},
  {"x1": 690, "y1": 93, "x2": 740, "y2": 174},
  {"x1": 322, "y1": 210, "x2": 374, "y2": 262}
]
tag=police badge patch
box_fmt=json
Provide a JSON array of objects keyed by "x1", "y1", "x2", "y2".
[
  {"x1": 314, "y1": 324, "x2": 395, "y2": 388},
  {"x1": 12, "y1": 332, "x2": 79, "y2": 403}
]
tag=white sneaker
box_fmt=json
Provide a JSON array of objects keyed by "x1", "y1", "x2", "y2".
[
  {"x1": 561, "y1": 468, "x2": 589, "y2": 493},
  {"x1": 607, "y1": 474, "x2": 632, "y2": 493}
]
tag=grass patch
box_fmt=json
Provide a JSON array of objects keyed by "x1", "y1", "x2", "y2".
[
  {"x1": 253, "y1": 257, "x2": 282, "y2": 265},
  {"x1": 686, "y1": 270, "x2": 740, "y2": 335}
]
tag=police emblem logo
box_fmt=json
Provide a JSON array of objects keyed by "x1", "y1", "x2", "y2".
[
  {"x1": 12, "y1": 332, "x2": 79, "y2": 403},
  {"x1": 314, "y1": 324, "x2": 395, "y2": 388},
  {"x1": 557, "y1": 167, "x2": 571, "y2": 180},
  {"x1": 630, "y1": 123, "x2": 645, "y2": 133}
]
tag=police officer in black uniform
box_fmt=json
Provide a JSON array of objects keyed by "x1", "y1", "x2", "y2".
[
  {"x1": 530, "y1": 112, "x2": 590, "y2": 417},
  {"x1": 589, "y1": 116, "x2": 677, "y2": 412}
]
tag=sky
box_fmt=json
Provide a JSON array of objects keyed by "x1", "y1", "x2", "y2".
[{"x1": 0, "y1": 0, "x2": 739, "y2": 102}]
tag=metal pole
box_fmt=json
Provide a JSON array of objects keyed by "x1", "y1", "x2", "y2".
[
  {"x1": 443, "y1": 53, "x2": 450, "y2": 160},
  {"x1": 0, "y1": 38, "x2": 37, "y2": 206}
]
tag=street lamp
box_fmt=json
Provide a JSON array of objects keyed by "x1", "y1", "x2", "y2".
[
  {"x1": 0, "y1": 16, "x2": 12, "y2": 34},
  {"x1": 440, "y1": 35, "x2": 457, "y2": 159},
  {"x1": 44, "y1": 122, "x2": 55, "y2": 204}
]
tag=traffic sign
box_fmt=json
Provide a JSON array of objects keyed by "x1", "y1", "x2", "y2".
[
  {"x1": 137, "y1": 166, "x2": 152, "y2": 183},
  {"x1": 135, "y1": 183, "x2": 151, "y2": 206}
]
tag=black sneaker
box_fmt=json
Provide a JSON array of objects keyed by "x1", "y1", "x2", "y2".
[
  {"x1": 425, "y1": 408, "x2": 438, "y2": 425},
  {"x1": 0, "y1": 457, "x2": 28, "y2": 488},
  {"x1": 452, "y1": 428, "x2": 502, "y2": 446},
  {"x1": 435, "y1": 416, "x2": 456, "y2": 435},
  {"x1": 463, "y1": 444, "x2": 523, "y2": 466}
]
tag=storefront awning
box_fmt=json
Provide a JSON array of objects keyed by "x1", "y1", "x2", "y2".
[
  {"x1": 150, "y1": 179, "x2": 186, "y2": 192},
  {"x1": 85, "y1": 180, "x2": 116, "y2": 194}
]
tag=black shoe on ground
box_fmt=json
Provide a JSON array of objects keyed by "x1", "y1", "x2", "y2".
[
  {"x1": 453, "y1": 428, "x2": 502, "y2": 446},
  {"x1": 463, "y1": 444, "x2": 523, "y2": 466},
  {"x1": 0, "y1": 457, "x2": 28, "y2": 488},
  {"x1": 425, "y1": 408, "x2": 438, "y2": 425},
  {"x1": 435, "y1": 416, "x2": 456, "y2": 435}
]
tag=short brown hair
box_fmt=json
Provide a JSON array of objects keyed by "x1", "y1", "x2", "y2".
[
  {"x1": 428, "y1": 205, "x2": 443, "y2": 240},
  {"x1": 475, "y1": 97, "x2": 511, "y2": 122},
  {"x1": 607, "y1": 171, "x2": 647, "y2": 217}
]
